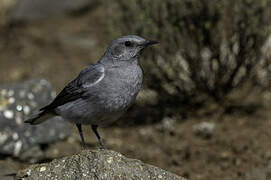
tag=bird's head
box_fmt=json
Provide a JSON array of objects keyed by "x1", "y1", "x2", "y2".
[{"x1": 103, "y1": 35, "x2": 158, "y2": 62}]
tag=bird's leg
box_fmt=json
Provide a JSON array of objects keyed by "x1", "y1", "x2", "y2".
[
  {"x1": 76, "y1": 124, "x2": 87, "y2": 149},
  {"x1": 91, "y1": 125, "x2": 106, "y2": 149}
]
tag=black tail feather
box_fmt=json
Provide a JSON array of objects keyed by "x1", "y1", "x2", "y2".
[{"x1": 24, "y1": 111, "x2": 54, "y2": 125}]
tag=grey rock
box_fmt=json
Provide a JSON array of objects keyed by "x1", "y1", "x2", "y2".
[
  {"x1": 9, "y1": 0, "x2": 98, "y2": 22},
  {"x1": 156, "y1": 117, "x2": 176, "y2": 134},
  {"x1": 0, "y1": 79, "x2": 70, "y2": 158},
  {"x1": 193, "y1": 122, "x2": 215, "y2": 139},
  {"x1": 16, "y1": 150, "x2": 185, "y2": 180},
  {"x1": 19, "y1": 146, "x2": 45, "y2": 163}
]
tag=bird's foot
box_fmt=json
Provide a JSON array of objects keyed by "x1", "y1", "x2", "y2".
[{"x1": 98, "y1": 139, "x2": 106, "y2": 150}]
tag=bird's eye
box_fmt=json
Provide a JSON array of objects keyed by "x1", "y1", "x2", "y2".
[{"x1": 125, "y1": 41, "x2": 132, "y2": 47}]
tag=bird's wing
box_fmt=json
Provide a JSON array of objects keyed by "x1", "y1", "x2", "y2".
[{"x1": 40, "y1": 63, "x2": 105, "y2": 112}]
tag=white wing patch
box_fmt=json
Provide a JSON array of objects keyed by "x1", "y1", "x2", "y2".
[
  {"x1": 94, "y1": 70, "x2": 105, "y2": 85},
  {"x1": 82, "y1": 66, "x2": 105, "y2": 88}
]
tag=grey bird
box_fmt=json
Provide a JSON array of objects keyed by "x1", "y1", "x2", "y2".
[{"x1": 25, "y1": 35, "x2": 158, "y2": 149}]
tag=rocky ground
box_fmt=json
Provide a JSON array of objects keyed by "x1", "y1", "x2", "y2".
[
  {"x1": 1, "y1": 2, "x2": 271, "y2": 180},
  {"x1": 16, "y1": 150, "x2": 184, "y2": 180}
]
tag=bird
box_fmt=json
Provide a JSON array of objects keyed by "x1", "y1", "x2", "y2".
[{"x1": 25, "y1": 35, "x2": 158, "y2": 149}]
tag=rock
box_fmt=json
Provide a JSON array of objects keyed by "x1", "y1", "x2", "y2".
[
  {"x1": 16, "y1": 150, "x2": 185, "y2": 180},
  {"x1": 193, "y1": 122, "x2": 215, "y2": 139},
  {"x1": 0, "y1": 79, "x2": 71, "y2": 158},
  {"x1": 19, "y1": 146, "x2": 45, "y2": 163},
  {"x1": 9, "y1": 0, "x2": 98, "y2": 23},
  {"x1": 155, "y1": 117, "x2": 176, "y2": 135}
]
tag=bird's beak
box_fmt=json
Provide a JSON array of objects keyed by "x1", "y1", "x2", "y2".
[{"x1": 143, "y1": 40, "x2": 159, "y2": 47}]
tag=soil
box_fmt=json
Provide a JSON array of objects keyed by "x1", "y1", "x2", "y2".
[{"x1": 1, "y1": 5, "x2": 271, "y2": 180}]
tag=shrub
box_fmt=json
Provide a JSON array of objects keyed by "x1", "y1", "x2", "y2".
[{"x1": 105, "y1": 0, "x2": 271, "y2": 113}]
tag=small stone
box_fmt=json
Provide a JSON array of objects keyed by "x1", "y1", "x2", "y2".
[
  {"x1": 12, "y1": 133, "x2": 19, "y2": 140},
  {"x1": 7, "y1": 89, "x2": 14, "y2": 96},
  {"x1": 26, "y1": 169, "x2": 31, "y2": 176},
  {"x1": 8, "y1": 97, "x2": 15, "y2": 104},
  {"x1": 51, "y1": 91, "x2": 56, "y2": 98},
  {"x1": 193, "y1": 122, "x2": 215, "y2": 139},
  {"x1": 40, "y1": 167, "x2": 46, "y2": 172},
  {"x1": 158, "y1": 175, "x2": 163, "y2": 178},
  {"x1": 1, "y1": 89, "x2": 7, "y2": 96},
  {"x1": 27, "y1": 93, "x2": 34, "y2": 100},
  {"x1": 15, "y1": 116, "x2": 23, "y2": 125},
  {"x1": 107, "y1": 157, "x2": 113, "y2": 164},
  {"x1": 156, "y1": 117, "x2": 176, "y2": 134},
  {"x1": 16, "y1": 105, "x2": 23, "y2": 111},
  {"x1": 19, "y1": 90, "x2": 26, "y2": 98},
  {"x1": 0, "y1": 96, "x2": 9, "y2": 109},
  {"x1": 14, "y1": 141, "x2": 22, "y2": 156},
  {"x1": 23, "y1": 105, "x2": 31, "y2": 115},
  {"x1": 0, "y1": 132, "x2": 8, "y2": 144},
  {"x1": 3, "y1": 110, "x2": 14, "y2": 119}
]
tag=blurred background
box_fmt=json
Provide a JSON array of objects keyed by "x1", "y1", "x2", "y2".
[{"x1": 1, "y1": 0, "x2": 271, "y2": 179}]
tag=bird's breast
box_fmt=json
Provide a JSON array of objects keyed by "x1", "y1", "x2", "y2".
[{"x1": 101, "y1": 64, "x2": 143, "y2": 111}]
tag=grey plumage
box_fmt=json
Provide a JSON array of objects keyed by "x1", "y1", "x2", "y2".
[{"x1": 25, "y1": 35, "x2": 158, "y2": 148}]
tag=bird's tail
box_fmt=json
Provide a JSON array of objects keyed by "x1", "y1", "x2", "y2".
[{"x1": 24, "y1": 111, "x2": 54, "y2": 125}]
